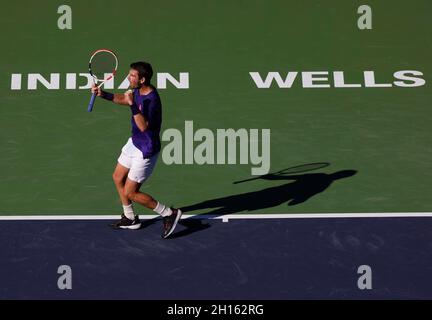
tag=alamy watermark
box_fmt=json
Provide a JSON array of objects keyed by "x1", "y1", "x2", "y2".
[
  {"x1": 357, "y1": 265, "x2": 372, "y2": 290},
  {"x1": 57, "y1": 265, "x2": 72, "y2": 290},
  {"x1": 57, "y1": 5, "x2": 72, "y2": 30},
  {"x1": 162, "y1": 121, "x2": 271, "y2": 176},
  {"x1": 357, "y1": 5, "x2": 372, "y2": 30}
]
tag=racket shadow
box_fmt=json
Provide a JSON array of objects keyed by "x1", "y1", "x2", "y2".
[{"x1": 174, "y1": 166, "x2": 357, "y2": 238}]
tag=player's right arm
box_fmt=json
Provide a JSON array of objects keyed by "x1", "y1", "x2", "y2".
[{"x1": 91, "y1": 85, "x2": 130, "y2": 106}]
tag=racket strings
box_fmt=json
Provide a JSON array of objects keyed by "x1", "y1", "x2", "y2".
[
  {"x1": 90, "y1": 51, "x2": 117, "y2": 80},
  {"x1": 277, "y1": 163, "x2": 330, "y2": 175}
]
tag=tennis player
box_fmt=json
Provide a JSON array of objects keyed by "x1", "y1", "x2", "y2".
[{"x1": 91, "y1": 61, "x2": 182, "y2": 239}]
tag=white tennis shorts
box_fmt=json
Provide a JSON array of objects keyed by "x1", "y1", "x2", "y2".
[{"x1": 117, "y1": 138, "x2": 158, "y2": 183}]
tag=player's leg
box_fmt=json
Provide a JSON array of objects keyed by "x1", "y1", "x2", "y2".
[
  {"x1": 109, "y1": 163, "x2": 142, "y2": 230},
  {"x1": 123, "y1": 178, "x2": 156, "y2": 209},
  {"x1": 124, "y1": 153, "x2": 182, "y2": 238},
  {"x1": 112, "y1": 162, "x2": 141, "y2": 222},
  {"x1": 124, "y1": 177, "x2": 182, "y2": 238},
  {"x1": 112, "y1": 162, "x2": 131, "y2": 206},
  {"x1": 109, "y1": 138, "x2": 141, "y2": 229},
  {"x1": 123, "y1": 153, "x2": 163, "y2": 210}
]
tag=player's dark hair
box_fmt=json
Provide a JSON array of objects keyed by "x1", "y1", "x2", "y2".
[{"x1": 130, "y1": 61, "x2": 153, "y2": 86}]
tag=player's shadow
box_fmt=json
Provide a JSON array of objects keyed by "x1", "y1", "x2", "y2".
[
  {"x1": 170, "y1": 169, "x2": 357, "y2": 239},
  {"x1": 138, "y1": 218, "x2": 160, "y2": 230}
]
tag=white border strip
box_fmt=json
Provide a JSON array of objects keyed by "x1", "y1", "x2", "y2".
[{"x1": 0, "y1": 212, "x2": 432, "y2": 221}]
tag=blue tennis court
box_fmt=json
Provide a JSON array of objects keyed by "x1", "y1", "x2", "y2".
[{"x1": 1, "y1": 216, "x2": 431, "y2": 299}]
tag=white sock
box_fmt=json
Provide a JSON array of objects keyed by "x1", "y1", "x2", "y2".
[
  {"x1": 153, "y1": 202, "x2": 172, "y2": 217},
  {"x1": 122, "y1": 203, "x2": 135, "y2": 220}
]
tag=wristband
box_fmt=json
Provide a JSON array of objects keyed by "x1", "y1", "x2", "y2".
[
  {"x1": 130, "y1": 104, "x2": 140, "y2": 115},
  {"x1": 100, "y1": 91, "x2": 114, "y2": 101}
]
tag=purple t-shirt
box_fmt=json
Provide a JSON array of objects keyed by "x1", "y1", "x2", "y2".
[{"x1": 130, "y1": 87, "x2": 162, "y2": 158}]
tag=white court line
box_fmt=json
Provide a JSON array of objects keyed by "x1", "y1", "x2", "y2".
[{"x1": 0, "y1": 212, "x2": 432, "y2": 221}]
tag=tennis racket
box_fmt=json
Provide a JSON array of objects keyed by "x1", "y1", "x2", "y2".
[
  {"x1": 87, "y1": 49, "x2": 118, "y2": 112},
  {"x1": 233, "y1": 162, "x2": 330, "y2": 184}
]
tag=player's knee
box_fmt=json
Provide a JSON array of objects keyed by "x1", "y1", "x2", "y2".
[
  {"x1": 112, "y1": 172, "x2": 124, "y2": 184},
  {"x1": 124, "y1": 190, "x2": 136, "y2": 201},
  {"x1": 123, "y1": 189, "x2": 131, "y2": 199}
]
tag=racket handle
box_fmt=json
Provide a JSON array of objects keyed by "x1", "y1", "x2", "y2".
[{"x1": 87, "y1": 92, "x2": 97, "y2": 112}]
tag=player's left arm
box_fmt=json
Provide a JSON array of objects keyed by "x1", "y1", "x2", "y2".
[
  {"x1": 132, "y1": 112, "x2": 148, "y2": 132},
  {"x1": 125, "y1": 90, "x2": 147, "y2": 132},
  {"x1": 128, "y1": 94, "x2": 161, "y2": 133}
]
